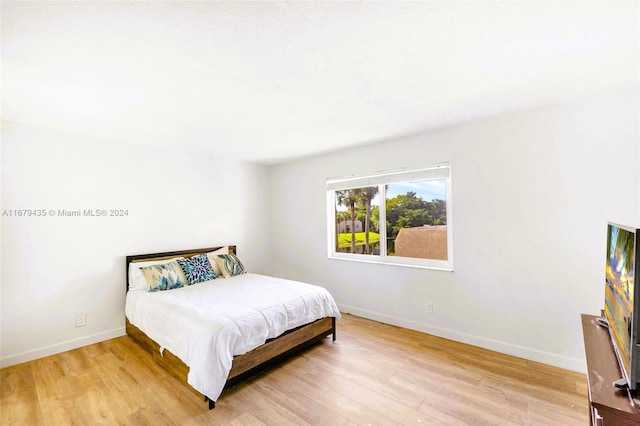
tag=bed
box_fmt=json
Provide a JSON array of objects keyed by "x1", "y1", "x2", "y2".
[{"x1": 125, "y1": 245, "x2": 340, "y2": 409}]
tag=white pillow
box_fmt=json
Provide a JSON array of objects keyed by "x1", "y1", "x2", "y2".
[
  {"x1": 206, "y1": 246, "x2": 229, "y2": 276},
  {"x1": 128, "y1": 257, "x2": 185, "y2": 291}
]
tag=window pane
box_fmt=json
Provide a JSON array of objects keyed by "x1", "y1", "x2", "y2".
[
  {"x1": 334, "y1": 187, "x2": 380, "y2": 255},
  {"x1": 385, "y1": 179, "x2": 447, "y2": 260}
]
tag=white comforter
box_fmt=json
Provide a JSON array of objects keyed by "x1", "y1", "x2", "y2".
[{"x1": 125, "y1": 273, "x2": 341, "y2": 401}]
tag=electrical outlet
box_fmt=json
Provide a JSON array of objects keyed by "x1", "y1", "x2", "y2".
[
  {"x1": 75, "y1": 313, "x2": 86, "y2": 327},
  {"x1": 426, "y1": 302, "x2": 433, "y2": 314}
]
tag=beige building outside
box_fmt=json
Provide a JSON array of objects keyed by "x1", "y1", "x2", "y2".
[{"x1": 394, "y1": 225, "x2": 447, "y2": 260}]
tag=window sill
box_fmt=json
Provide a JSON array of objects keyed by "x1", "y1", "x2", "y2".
[{"x1": 328, "y1": 254, "x2": 453, "y2": 272}]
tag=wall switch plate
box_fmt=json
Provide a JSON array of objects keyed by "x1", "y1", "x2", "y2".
[
  {"x1": 426, "y1": 302, "x2": 433, "y2": 314},
  {"x1": 76, "y1": 313, "x2": 86, "y2": 327}
]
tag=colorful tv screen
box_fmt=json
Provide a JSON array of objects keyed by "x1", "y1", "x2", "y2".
[{"x1": 604, "y1": 223, "x2": 637, "y2": 384}]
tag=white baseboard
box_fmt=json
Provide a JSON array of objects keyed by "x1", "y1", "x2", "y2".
[
  {"x1": 2, "y1": 309, "x2": 586, "y2": 374},
  {"x1": 0, "y1": 327, "x2": 126, "y2": 368},
  {"x1": 338, "y1": 304, "x2": 586, "y2": 374}
]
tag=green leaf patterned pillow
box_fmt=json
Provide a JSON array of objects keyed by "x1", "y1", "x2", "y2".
[
  {"x1": 177, "y1": 254, "x2": 217, "y2": 285},
  {"x1": 140, "y1": 260, "x2": 185, "y2": 292},
  {"x1": 214, "y1": 253, "x2": 246, "y2": 278}
]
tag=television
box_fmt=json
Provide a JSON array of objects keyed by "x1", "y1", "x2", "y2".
[{"x1": 603, "y1": 222, "x2": 640, "y2": 392}]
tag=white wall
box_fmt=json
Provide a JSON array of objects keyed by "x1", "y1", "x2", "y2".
[
  {"x1": 269, "y1": 88, "x2": 639, "y2": 372},
  {"x1": 0, "y1": 121, "x2": 272, "y2": 367}
]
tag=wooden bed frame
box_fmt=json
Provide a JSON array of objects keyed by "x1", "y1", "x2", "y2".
[{"x1": 125, "y1": 246, "x2": 337, "y2": 410}]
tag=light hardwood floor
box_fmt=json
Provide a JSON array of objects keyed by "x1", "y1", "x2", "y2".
[{"x1": 1, "y1": 314, "x2": 588, "y2": 425}]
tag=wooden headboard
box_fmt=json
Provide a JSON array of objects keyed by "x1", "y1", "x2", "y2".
[{"x1": 125, "y1": 245, "x2": 237, "y2": 292}]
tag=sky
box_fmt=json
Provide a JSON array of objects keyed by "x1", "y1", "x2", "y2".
[
  {"x1": 335, "y1": 179, "x2": 446, "y2": 211},
  {"x1": 385, "y1": 179, "x2": 446, "y2": 201}
]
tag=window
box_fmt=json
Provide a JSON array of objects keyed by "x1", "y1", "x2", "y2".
[{"x1": 327, "y1": 163, "x2": 452, "y2": 270}]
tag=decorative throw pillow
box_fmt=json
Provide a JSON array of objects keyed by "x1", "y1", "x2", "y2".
[
  {"x1": 177, "y1": 254, "x2": 217, "y2": 285},
  {"x1": 139, "y1": 260, "x2": 185, "y2": 292},
  {"x1": 214, "y1": 253, "x2": 246, "y2": 278},
  {"x1": 129, "y1": 257, "x2": 187, "y2": 291}
]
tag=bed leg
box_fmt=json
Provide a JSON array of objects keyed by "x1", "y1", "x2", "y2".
[
  {"x1": 205, "y1": 397, "x2": 216, "y2": 410},
  {"x1": 332, "y1": 317, "x2": 337, "y2": 341}
]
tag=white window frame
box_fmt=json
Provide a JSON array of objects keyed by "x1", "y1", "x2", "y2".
[{"x1": 326, "y1": 162, "x2": 453, "y2": 271}]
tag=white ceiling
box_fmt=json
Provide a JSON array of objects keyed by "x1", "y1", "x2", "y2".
[{"x1": 2, "y1": 1, "x2": 638, "y2": 165}]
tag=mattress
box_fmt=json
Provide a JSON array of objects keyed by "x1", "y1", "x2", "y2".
[{"x1": 125, "y1": 272, "x2": 341, "y2": 401}]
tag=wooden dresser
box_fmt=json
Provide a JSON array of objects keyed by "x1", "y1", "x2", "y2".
[{"x1": 581, "y1": 314, "x2": 640, "y2": 425}]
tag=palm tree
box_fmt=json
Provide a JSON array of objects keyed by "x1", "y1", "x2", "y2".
[
  {"x1": 360, "y1": 186, "x2": 379, "y2": 254},
  {"x1": 335, "y1": 191, "x2": 353, "y2": 252},
  {"x1": 336, "y1": 189, "x2": 361, "y2": 253}
]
